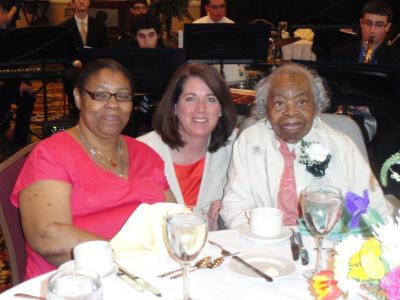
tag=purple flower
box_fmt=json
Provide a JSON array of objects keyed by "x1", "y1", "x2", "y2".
[
  {"x1": 345, "y1": 190, "x2": 369, "y2": 229},
  {"x1": 380, "y1": 267, "x2": 400, "y2": 300}
]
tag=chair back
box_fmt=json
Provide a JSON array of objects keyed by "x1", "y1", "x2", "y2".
[{"x1": 0, "y1": 143, "x2": 35, "y2": 285}]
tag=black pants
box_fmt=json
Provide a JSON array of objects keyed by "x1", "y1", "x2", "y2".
[{"x1": 0, "y1": 81, "x2": 36, "y2": 147}]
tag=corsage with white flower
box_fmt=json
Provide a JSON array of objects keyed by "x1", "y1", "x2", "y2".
[
  {"x1": 380, "y1": 150, "x2": 400, "y2": 187},
  {"x1": 298, "y1": 139, "x2": 331, "y2": 178}
]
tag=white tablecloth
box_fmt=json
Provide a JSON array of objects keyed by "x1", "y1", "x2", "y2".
[{"x1": 0, "y1": 229, "x2": 362, "y2": 300}]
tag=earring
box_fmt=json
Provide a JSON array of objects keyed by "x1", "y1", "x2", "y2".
[
  {"x1": 218, "y1": 112, "x2": 222, "y2": 117},
  {"x1": 174, "y1": 104, "x2": 177, "y2": 116}
]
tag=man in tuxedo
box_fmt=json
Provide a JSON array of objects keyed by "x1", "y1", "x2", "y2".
[
  {"x1": 60, "y1": 0, "x2": 107, "y2": 49},
  {"x1": 60, "y1": 0, "x2": 108, "y2": 117}
]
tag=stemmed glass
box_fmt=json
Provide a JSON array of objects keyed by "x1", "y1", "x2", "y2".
[
  {"x1": 164, "y1": 206, "x2": 208, "y2": 300},
  {"x1": 301, "y1": 185, "x2": 343, "y2": 279}
]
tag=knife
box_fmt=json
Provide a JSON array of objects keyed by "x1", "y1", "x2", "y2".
[
  {"x1": 289, "y1": 228, "x2": 300, "y2": 261},
  {"x1": 208, "y1": 240, "x2": 273, "y2": 282},
  {"x1": 117, "y1": 264, "x2": 162, "y2": 297},
  {"x1": 117, "y1": 272, "x2": 145, "y2": 292},
  {"x1": 232, "y1": 255, "x2": 274, "y2": 282},
  {"x1": 295, "y1": 232, "x2": 309, "y2": 266}
]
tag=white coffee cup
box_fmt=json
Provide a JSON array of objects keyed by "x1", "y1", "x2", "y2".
[
  {"x1": 246, "y1": 207, "x2": 283, "y2": 238},
  {"x1": 73, "y1": 240, "x2": 115, "y2": 278}
]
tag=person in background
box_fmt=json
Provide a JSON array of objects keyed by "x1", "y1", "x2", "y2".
[
  {"x1": 220, "y1": 63, "x2": 392, "y2": 229},
  {"x1": 60, "y1": 0, "x2": 108, "y2": 117},
  {"x1": 129, "y1": 0, "x2": 148, "y2": 18},
  {"x1": 138, "y1": 63, "x2": 237, "y2": 230},
  {"x1": 60, "y1": 0, "x2": 107, "y2": 49},
  {"x1": 331, "y1": 0, "x2": 399, "y2": 64},
  {"x1": 118, "y1": 13, "x2": 164, "y2": 48},
  {"x1": 0, "y1": 2, "x2": 36, "y2": 151},
  {"x1": 11, "y1": 59, "x2": 173, "y2": 279},
  {"x1": 121, "y1": 0, "x2": 148, "y2": 33},
  {"x1": 331, "y1": 0, "x2": 400, "y2": 197},
  {"x1": 193, "y1": 0, "x2": 233, "y2": 24},
  {"x1": 192, "y1": 0, "x2": 245, "y2": 84}
]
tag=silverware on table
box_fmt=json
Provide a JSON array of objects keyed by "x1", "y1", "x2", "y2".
[
  {"x1": 289, "y1": 228, "x2": 300, "y2": 261},
  {"x1": 13, "y1": 293, "x2": 45, "y2": 300},
  {"x1": 295, "y1": 232, "x2": 309, "y2": 266},
  {"x1": 209, "y1": 240, "x2": 273, "y2": 282},
  {"x1": 117, "y1": 264, "x2": 162, "y2": 297},
  {"x1": 117, "y1": 272, "x2": 145, "y2": 292}
]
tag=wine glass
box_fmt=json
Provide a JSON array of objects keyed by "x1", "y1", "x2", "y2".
[
  {"x1": 164, "y1": 206, "x2": 208, "y2": 300},
  {"x1": 301, "y1": 185, "x2": 343, "y2": 279}
]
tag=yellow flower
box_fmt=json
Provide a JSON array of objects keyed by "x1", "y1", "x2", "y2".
[
  {"x1": 348, "y1": 238, "x2": 385, "y2": 281},
  {"x1": 360, "y1": 239, "x2": 385, "y2": 280}
]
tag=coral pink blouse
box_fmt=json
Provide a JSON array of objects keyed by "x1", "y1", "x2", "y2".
[{"x1": 11, "y1": 131, "x2": 168, "y2": 279}]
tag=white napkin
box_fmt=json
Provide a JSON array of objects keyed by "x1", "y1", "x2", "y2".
[{"x1": 110, "y1": 203, "x2": 182, "y2": 261}]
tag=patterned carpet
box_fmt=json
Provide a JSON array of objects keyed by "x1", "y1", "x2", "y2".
[{"x1": 0, "y1": 81, "x2": 67, "y2": 291}]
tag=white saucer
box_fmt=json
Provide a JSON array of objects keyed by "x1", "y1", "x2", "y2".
[
  {"x1": 228, "y1": 254, "x2": 296, "y2": 280},
  {"x1": 58, "y1": 260, "x2": 118, "y2": 279},
  {"x1": 239, "y1": 224, "x2": 291, "y2": 244}
]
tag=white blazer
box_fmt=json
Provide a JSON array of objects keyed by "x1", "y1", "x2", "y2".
[{"x1": 138, "y1": 130, "x2": 237, "y2": 211}]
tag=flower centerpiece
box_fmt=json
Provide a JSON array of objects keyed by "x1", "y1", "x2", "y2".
[
  {"x1": 311, "y1": 190, "x2": 400, "y2": 300},
  {"x1": 298, "y1": 140, "x2": 331, "y2": 178}
]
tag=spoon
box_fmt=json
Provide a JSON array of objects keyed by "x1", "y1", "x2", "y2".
[
  {"x1": 157, "y1": 256, "x2": 212, "y2": 278},
  {"x1": 170, "y1": 252, "x2": 239, "y2": 279}
]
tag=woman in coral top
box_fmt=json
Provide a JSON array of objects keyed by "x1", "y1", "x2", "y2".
[
  {"x1": 138, "y1": 63, "x2": 237, "y2": 230},
  {"x1": 11, "y1": 59, "x2": 173, "y2": 279}
]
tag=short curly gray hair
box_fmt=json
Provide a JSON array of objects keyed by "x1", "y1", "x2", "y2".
[{"x1": 253, "y1": 63, "x2": 330, "y2": 119}]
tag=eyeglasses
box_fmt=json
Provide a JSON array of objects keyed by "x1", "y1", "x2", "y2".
[
  {"x1": 362, "y1": 19, "x2": 388, "y2": 29},
  {"x1": 209, "y1": 4, "x2": 226, "y2": 9},
  {"x1": 80, "y1": 87, "x2": 133, "y2": 102}
]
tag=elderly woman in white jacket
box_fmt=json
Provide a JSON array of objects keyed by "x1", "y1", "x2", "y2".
[
  {"x1": 220, "y1": 63, "x2": 392, "y2": 229},
  {"x1": 139, "y1": 63, "x2": 237, "y2": 230}
]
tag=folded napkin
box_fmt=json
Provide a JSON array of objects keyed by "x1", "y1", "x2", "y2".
[
  {"x1": 298, "y1": 208, "x2": 379, "y2": 240},
  {"x1": 110, "y1": 202, "x2": 183, "y2": 261}
]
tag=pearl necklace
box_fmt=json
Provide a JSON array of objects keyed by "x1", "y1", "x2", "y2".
[{"x1": 76, "y1": 126, "x2": 124, "y2": 177}]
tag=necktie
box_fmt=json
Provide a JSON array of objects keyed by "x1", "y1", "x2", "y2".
[
  {"x1": 277, "y1": 140, "x2": 299, "y2": 225},
  {"x1": 79, "y1": 20, "x2": 87, "y2": 45}
]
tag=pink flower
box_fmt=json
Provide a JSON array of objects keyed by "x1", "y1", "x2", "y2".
[{"x1": 380, "y1": 267, "x2": 400, "y2": 300}]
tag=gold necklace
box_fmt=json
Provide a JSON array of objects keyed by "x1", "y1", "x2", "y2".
[{"x1": 76, "y1": 126, "x2": 124, "y2": 177}]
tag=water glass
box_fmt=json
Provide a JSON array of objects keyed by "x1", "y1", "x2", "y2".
[
  {"x1": 47, "y1": 267, "x2": 103, "y2": 300},
  {"x1": 164, "y1": 206, "x2": 208, "y2": 300},
  {"x1": 301, "y1": 185, "x2": 343, "y2": 279}
]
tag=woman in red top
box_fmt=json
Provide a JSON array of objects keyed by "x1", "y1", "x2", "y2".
[{"x1": 11, "y1": 59, "x2": 174, "y2": 279}]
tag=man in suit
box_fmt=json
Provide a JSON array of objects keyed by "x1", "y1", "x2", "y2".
[
  {"x1": 60, "y1": 0, "x2": 107, "y2": 49},
  {"x1": 60, "y1": 0, "x2": 108, "y2": 117},
  {"x1": 331, "y1": 0, "x2": 400, "y2": 197},
  {"x1": 331, "y1": 0, "x2": 400, "y2": 64}
]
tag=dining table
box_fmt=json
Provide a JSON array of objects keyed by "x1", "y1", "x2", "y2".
[{"x1": 0, "y1": 226, "x2": 363, "y2": 300}]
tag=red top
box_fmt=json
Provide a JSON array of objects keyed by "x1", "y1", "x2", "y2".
[
  {"x1": 11, "y1": 131, "x2": 168, "y2": 280},
  {"x1": 173, "y1": 157, "x2": 206, "y2": 206}
]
